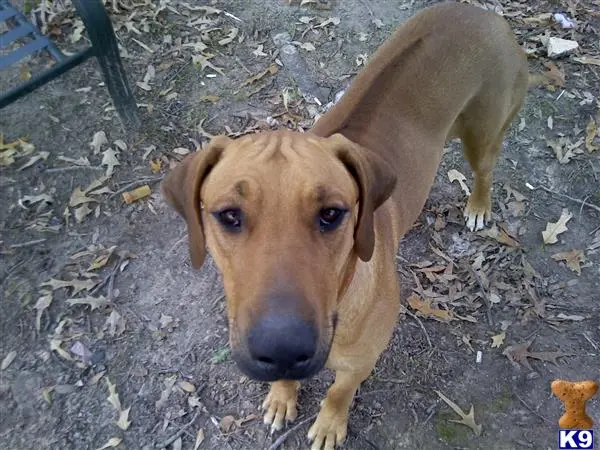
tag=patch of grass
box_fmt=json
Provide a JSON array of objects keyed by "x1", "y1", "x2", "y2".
[
  {"x1": 23, "y1": 0, "x2": 41, "y2": 15},
  {"x1": 434, "y1": 413, "x2": 472, "y2": 443},
  {"x1": 435, "y1": 418, "x2": 458, "y2": 442},
  {"x1": 211, "y1": 347, "x2": 230, "y2": 364}
]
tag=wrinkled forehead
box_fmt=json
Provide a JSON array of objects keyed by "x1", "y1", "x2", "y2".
[{"x1": 201, "y1": 131, "x2": 358, "y2": 205}]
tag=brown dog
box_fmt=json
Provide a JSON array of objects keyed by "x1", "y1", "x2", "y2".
[{"x1": 162, "y1": 3, "x2": 528, "y2": 449}]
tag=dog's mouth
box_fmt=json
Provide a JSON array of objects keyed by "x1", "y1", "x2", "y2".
[{"x1": 230, "y1": 315, "x2": 337, "y2": 382}]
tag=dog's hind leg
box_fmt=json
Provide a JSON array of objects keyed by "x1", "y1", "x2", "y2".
[{"x1": 459, "y1": 93, "x2": 525, "y2": 231}]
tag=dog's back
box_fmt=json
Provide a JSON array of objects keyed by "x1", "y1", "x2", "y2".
[{"x1": 313, "y1": 2, "x2": 528, "y2": 236}]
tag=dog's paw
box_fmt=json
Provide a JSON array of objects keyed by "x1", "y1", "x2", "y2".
[
  {"x1": 307, "y1": 400, "x2": 349, "y2": 450},
  {"x1": 464, "y1": 196, "x2": 491, "y2": 231},
  {"x1": 262, "y1": 380, "x2": 299, "y2": 432}
]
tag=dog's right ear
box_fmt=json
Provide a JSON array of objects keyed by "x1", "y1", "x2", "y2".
[{"x1": 161, "y1": 135, "x2": 231, "y2": 269}]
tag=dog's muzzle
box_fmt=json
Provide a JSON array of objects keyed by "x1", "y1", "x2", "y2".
[{"x1": 232, "y1": 313, "x2": 328, "y2": 381}]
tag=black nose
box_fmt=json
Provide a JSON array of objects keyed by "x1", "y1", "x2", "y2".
[{"x1": 246, "y1": 314, "x2": 318, "y2": 380}]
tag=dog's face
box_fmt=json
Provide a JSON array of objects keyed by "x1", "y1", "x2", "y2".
[{"x1": 162, "y1": 131, "x2": 395, "y2": 381}]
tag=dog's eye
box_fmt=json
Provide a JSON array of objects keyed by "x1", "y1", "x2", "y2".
[
  {"x1": 318, "y1": 208, "x2": 346, "y2": 232},
  {"x1": 215, "y1": 208, "x2": 243, "y2": 231}
]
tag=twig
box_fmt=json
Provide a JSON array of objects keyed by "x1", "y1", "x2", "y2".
[
  {"x1": 528, "y1": 184, "x2": 600, "y2": 213},
  {"x1": 404, "y1": 309, "x2": 433, "y2": 349},
  {"x1": 512, "y1": 391, "x2": 552, "y2": 424},
  {"x1": 155, "y1": 411, "x2": 200, "y2": 449},
  {"x1": 268, "y1": 414, "x2": 317, "y2": 450},
  {"x1": 9, "y1": 238, "x2": 47, "y2": 249},
  {"x1": 45, "y1": 166, "x2": 104, "y2": 173},
  {"x1": 111, "y1": 176, "x2": 164, "y2": 198}
]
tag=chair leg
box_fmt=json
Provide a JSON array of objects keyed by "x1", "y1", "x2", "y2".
[{"x1": 72, "y1": 0, "x2": 140, "y2": 130}]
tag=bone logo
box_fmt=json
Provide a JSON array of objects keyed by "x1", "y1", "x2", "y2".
[{"x1": 552, "y1": 380, "x2": 598, "y2": 450}]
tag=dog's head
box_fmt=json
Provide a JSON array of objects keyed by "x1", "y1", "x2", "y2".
[{"x1": 162, "y1": 131, "x2": 396, "y2": 381}]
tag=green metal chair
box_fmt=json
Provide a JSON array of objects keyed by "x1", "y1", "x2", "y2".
[{"x1": 0, "y1": 0, "x2": 139, "y2": 129}]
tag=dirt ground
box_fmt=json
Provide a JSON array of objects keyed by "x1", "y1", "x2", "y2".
[{"x1": 1, "y1": 0, "x2": 599, "y2": 449}]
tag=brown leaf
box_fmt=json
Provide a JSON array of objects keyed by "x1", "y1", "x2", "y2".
[
  {"x1": 241, "y1": 64, "x2": 278, "y2": 87},
  {"x1": 502, "y1": 339, "x2": 573, "y2": 371},
  {"x1": 407, "y1": 295, "x2": 454, "y2": 322},
  {"x1": 479, "y1": 223, "x2": 520, "y2": 247},
  {"x1": 150, "y1": 159, "x2": 162, "y2": 173},
  {"x1": 199, "y1": 95, "x2": 220, "y2": 103},
  {"x1": 219, "y1": 415, "x2": 235, "y2": 433},
  {"x1": 542, "y1": 61, "x2": 565, "y2": 88},
  {"x1": 552, "y1": 249, "x2": 586, "y2": 275}
]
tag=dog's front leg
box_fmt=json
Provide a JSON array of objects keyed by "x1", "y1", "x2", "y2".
[
  {"x1": 262, "y1": 379, "x2": 300, "y2": 432},
  {"x1": 307, "y1": 366, "x2": 372, "y2": 450}
]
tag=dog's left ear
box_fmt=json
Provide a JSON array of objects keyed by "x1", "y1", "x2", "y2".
[
  {"x1": 327, "y1": 133, "x2": 397, "y2": 262},
  {"x1": 161, "y1": 136, "x2": 231, "y2": 269}
]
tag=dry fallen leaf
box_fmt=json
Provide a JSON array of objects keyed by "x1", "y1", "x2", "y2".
[
  {"x1": 541, "y1": 61, "x2": 565, "y2": 88},
  {"x1": 447, "y1": 169, "x2": 471, "y2": 196},
  {"x1": 34, "y1": 291, "x2": 53, "y2": 331},
  {"x1": 199, "y1": 95, "x2": 220, "y2": 103},
  {"x1": 241, "y1": 64, "x2": 279, "y2": 87},
  {"x1": 479, "y1": 223, "x2": 520, "y2": 247},
  {"x1": 218, "y1": 27, "x2": 238, "y2": 46},
  {"x1": 19, "y1": 151, "x2": 49, "y2": 171},
  {"x1": 74, "y1": 204, "x2": 93, "y2": 223},
  {"x1": 90, "y1": 131, "x2": 108, "y2": 154},
  {"x1": 220, "y1": 415, "x2": 236, "y2": 433},
  {"x1": 89, "y1": 246, "x2": 117, "y2": 271},
  {"x1": 407, "y1": 294, "x2": 454, "y2": 322},
  {"x1": 542, "y1": 209, "x2": 572, "y2": 244},
  {"x1": 192, "y1": 53, "x2": 225, "y2": 75},
  {"x1": 69, "y1": 187, "x2": 97, "y2": 207},
  {"x1": 194, "y1": 428, "x2": 205, "y2": 450},
  {"x1": 104, "y1": 310, "x2": 127, "y2": 337},
  {"x1": 116, "y1": 406, "x2": 131, "y2": 430},
  {"x1": 298, "y1": 42, "x2": 316, "y2": 51},
  {"x1": 491, "y1": 332, "x2": 506, "y2": 348},
  {"x1": 435, "y1": 390, "x2": 482, "y2": 436},
  {"x1": 50, "y1": 339, "x2": 73, "y2": 361},
  {"x1": 101, "y1": 148, "x2": 120, "y2": 176},
  {"x1": 586, "y1": 117, "x2": 598, "y2": 152},
  {"x1": 150, "y1": 159, "x2": 162, "y2": 173},
  {"x1": 41, "y1": 278, "x2": 96, "y2": 295},
  {"x1": 552, "y1": 249, "x2": 585, "y2": 275},
  {"x1": 66, "y1": 295, "x2": 111, "y2": 311},
  {"x1": 502, "y1": 339, "x2": 573, "y2": 371},
  {"x1": 317, "y1": 17, "x2": 341, "y2": 28},
  {"x1": 96, "y1": 437, "x2": 122, "y2": 450},
  {"x1": 1, "y1": 350, "x2": 17, "y2": 371},
  {"x1": 106, "y1": 378, "x2": 122, "y2": 411},
  {"x1": 252, "y1": 44, "x2": 267, "y2": 57}
]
